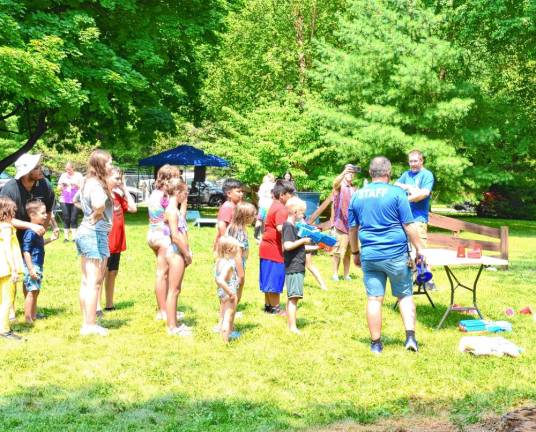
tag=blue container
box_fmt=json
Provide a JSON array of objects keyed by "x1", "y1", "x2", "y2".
[{"x1": 296, "y1": 192, "x2": 321, "y2": 224}]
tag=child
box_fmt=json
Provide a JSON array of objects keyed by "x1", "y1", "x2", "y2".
[
  {"x1": 214, "y1": 179, "x2": 243, "y2": 248},
  {"x1": 282, "y1": 197, "x2": 311, "y2": 334},
  {"x1": 21, "y1": 200, "x2": 58, "y2": 324},
  {"x1": 0, "y1": 197, "x2": 24, "y2": 340},
  {"x1": 164, "y1": 178, "x2": 192, "y2": 336},
  {"x1": 101, "y1": 167, "x2": 137, "y2": 312},
  {"x1": 146, "y1": 164, "x2": 181, "y2": 320},
  {"x1": 215, "y1": 236, "x2": 241, "y2": 342},
  {"x1": 259, "y1": 180, "x2": 295, "y2": 314},
  {"x1": 226, "y1": 202, "x2": 257, "y2": 304}
]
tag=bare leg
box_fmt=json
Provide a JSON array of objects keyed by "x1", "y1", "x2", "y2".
[
  {"x1": 332, "y1": 254, "x2": 341, "y2": 278},
  {"x1": 367, "y1": 296, "x2": 384, "y2": 340},
  {"x1": 23, "y1": 288, "x2": 33, "y2": 323},
  {"x1": 82, "y1": 258, "x2": 106, "y2": 326},
  {"x1": 343, "y1": 252, "x2": 351, "y2": 278},
  {"x1": 287, "y1": 298, "x2": 300, "y2": 333},
  {"x1": 152, "y1": 244, "x2": 169, "y2": 315},
  {"x1": 166, "y1": 253, "x2": 185, "y2": 330},
  {"x1": 220, "y1": 296, "x2": 237, "y2": 343},
  {"x1": 31, "y1": 290, "x2": 39, "y2": 320},
  {"x1": 398, "y1": 295, "x2": 416, "y2": 331},
  {"x1": 306, "y1": 254, "x2": 327, "y2": 290},
  {"x1": 104, "y1": 269, "x2": 118, "y2": 309},
  {"x1": 79, "y1": 258, "x2": 87, "y2": 324},
  {"x1": 268, "y1": 293, "x2": 280, "y2": 307}
]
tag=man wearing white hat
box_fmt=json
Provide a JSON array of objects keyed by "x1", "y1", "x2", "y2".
[{"x1": 0, "y1": 153, "x2": 58, "y2": 244}]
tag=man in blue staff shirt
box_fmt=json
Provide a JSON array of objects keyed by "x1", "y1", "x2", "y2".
[
  {"x1": 395, "y1": 149, "x2": 435, "y2": 289},
  {"x1": 348, "y1": 156, "x2": 425, "y2": 354}
]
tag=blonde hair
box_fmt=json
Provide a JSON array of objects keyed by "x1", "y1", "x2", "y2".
[
  {"x1": 285, "y1": 196, "x2": 306, "y2": 214},
  {"x1": 216, "y1": 236, "x2": 241, "y2": 259},
  {"x1": 262, "y1": 173, "x2": 275, "y2": 183},
  {"x1": 155, "y1": 165, "x2": 181, "y2": 190},
  {"x1": 165, "y1": 177, "x2": 187, "y2": 196},
  {"x1": 0, "y1": 196, "x2": 16, "y2": 222},
  {"x1": 84, "y1": 149, "x2": 112, "y2": 199},
  {"x1": 229, "y1": 202, "x2": 256, "y2": 232}
]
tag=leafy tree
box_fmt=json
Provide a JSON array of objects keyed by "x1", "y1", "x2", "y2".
[
  {"x1": 0, "y1": 0, "x2": 227, "y2": 172},
  {"x1": 311, "y1": 0, "x2": 504, "y2": 201},
  {"x1": 202, "y1": 0, "x2": 347, "y2": 118}
]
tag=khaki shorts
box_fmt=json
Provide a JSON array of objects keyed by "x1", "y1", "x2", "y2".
[
  {"x1": 414, "y1": 222, "x2": 428, "y2": 247},
  {"x1": 331, "y1": 228, "x2": 350, "y2": 257}
]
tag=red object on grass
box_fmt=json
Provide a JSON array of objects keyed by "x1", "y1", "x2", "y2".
[{"x1": 519, "y1": 306, "x2": 533, "y2": 315}]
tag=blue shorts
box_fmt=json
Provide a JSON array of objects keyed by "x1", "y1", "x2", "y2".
[
  {"x1": 361, "y1": 255, "x2": 413, "y2": 298},
  {"x1": 259, "y1": 259, "x2": 285, "y2": 294},
  {"x1": 75, "y1": 229, "x2": 110, "y2": 260},
  {"x1": 23, "y1": 264, "x2": 43, "y2": 292}
]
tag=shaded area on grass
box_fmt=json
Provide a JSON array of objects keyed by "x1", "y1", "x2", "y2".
[{"x1": 1, "y1": 384, "x2": 535, "y2": 431}]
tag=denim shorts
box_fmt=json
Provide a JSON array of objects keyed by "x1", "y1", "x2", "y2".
[
  {"x1": 75, "y1": 230, "x2": 110, "y2": 260},
  {"x1": 361, "y1": 255, "x2": 413, "y2": 298},
  {"x1": 286, "y1": 272, "x2": 304, "y2": 299},
  {"x1": 23, "y1": 264, "x2": 43, "y2": 292}
]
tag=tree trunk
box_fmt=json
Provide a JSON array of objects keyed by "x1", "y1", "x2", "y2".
[
  {"x1": 292, "y1": 3, "x2": 306, "y2": 91},
  {"x1": 0, "y1": 111, "x2": 47, "y2": 173}
]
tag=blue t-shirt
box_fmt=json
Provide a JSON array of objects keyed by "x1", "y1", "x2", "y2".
[
  {"x1": 348, "y1": 182, "x2": 414, "y2": 261},
  {"x1": 22, "y1": 230, "x2": 45, "y2": 267},
  {"x1": 396, "y1": 168, "x2": 434, "y2": 223}
]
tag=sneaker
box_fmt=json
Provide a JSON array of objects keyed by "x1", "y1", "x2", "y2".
[
  {"x1": 80, "y1": 324, "x2": 109, "y2": 336},
  {"x1": 96, "y1": 310, "x2": 104, "y2": 319},
  {"x1": 0, "y1": 331, "x2": 23, "y2": 341},
  {"x1": 425, "y1": 281, "x2": 437, "y2": 291},
  {"x1": 332, "y1": 274, "x2": 339, "y2": 281},
  {"x1": 155, "y1": 311, "x2": 185, "y2": 321},
  {"x1": 344, "y1": 275, "x2": 352, "y2": 281},
  {"x1": 404, "y1": 336, "x2": 419, "y2": 352},
  {"x1": 263, "y1": 304, "x2": 272, "y2": 314},
  {"x1": 168, "y1": 324, "x2": 192, "y2": 337},
  {"x1": 370, "y1": 340, "x2": 383, "y2": 354},
  {"x1": 229, "y1": 331, "x2": 241, "y2": 340}
]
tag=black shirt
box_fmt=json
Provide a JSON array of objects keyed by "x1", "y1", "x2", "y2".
[
  {"x1": 0, "y1": 178, "x2": 55, "y2": 243},
  {"x1": 282, "y1": 222, "x2": 306, "y2": 274}
]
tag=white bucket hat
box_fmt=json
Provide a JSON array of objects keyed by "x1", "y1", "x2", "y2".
[{"x1": 14, "y1": 153, "x2": 42, "y2": 180}]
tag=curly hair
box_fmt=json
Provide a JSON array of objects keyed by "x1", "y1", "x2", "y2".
[
  {"x1": 0, "y1": 196, "x2": 17, "y2": 222},
  {"x1": 155, "y1": 165, "x2": 181, "y2": 190}
]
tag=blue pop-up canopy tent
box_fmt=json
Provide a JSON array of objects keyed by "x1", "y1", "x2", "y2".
[{"x1": 138, "y1": 144, "x2": 229, "y2": 168}]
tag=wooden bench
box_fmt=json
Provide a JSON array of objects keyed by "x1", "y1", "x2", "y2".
[{"x1": 427, "y1": 212, "x2": 509, "y2": 269}]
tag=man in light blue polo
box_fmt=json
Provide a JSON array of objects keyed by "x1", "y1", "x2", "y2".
[
  {"x1": 395, "y1": 149, "x2": 435, "y2": 288},
  {"x1": 395, "y1": 149, "x2": 434, "y2": 245},
  {"x1": 348, "y1": 156, "x2": 425, "y2": 354}
]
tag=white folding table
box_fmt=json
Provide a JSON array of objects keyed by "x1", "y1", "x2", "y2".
[{"x1": 421, "y1": 248, "x2": 508, "y2": 329}]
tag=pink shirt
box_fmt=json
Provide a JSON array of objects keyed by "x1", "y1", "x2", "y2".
[{"x1": 332, "y1": 183, "x2": 355, "y2": 234}]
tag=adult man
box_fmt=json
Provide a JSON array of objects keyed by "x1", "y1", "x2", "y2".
[
  {"x1": 395, "y1": 149, "x2": 435, "y2": 288},
  {"x1": 348, "y1": 156, "x2": 425, "y2": 354},
  {"x1": 330, "y1": 164, "x2": 357, "y2": 281},
  {"x1": 0, "y1": 153, "x2": 58, "y2": 245}
]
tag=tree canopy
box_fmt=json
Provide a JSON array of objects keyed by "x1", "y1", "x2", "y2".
[
  {"x1": 1, "y1": 0, "x2": 535, "y2": 202},
  {"x1": 0, "y1": 0, "x2": 226, "y2": 171}
]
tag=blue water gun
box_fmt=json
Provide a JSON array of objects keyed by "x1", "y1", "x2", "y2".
[{"x1": 296, "y1": 222, "x2": 337, "y2": 250}]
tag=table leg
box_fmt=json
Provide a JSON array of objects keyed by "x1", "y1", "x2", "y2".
[{"x1": 436, "y1": 265, "x2": 484, "y2": 329}]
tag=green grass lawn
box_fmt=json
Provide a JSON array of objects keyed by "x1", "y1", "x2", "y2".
[{"x1": 1, "y1": 212, "x2": 535, "y2": 431}]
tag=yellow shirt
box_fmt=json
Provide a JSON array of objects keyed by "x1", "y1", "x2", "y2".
[{"x1": 0, "y1": 222, "x2": 24, "y2": 278}]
